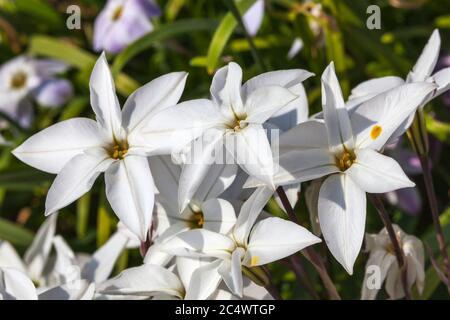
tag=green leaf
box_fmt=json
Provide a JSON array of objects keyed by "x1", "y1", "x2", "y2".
[
  {"x1": 28, "y1": 36, "x2": 139, "y2": 96},
  {"x1": 0, "y1": 217, "x2": 34, "y2": 247},
  {"x1": 76, "y1": 193, "x2": 90, "y2": 239},
  {"x1": 424, "y1": 113, "x2": 450, "y2": 143},
  {"x1": 206, "y1": 0, "x2": 256, "y2": 74},
  {"x1": 0, "y1": 169, "x2": 51, "y2": 191},
  {"x1": 14, "y1": 0, "x2": 62, "y2": 26},
  {"x1": 165, "y1": 0, "x2": 187, "y2": 22},
  {"x1": 97, "y1": 194, "x2": 112, "y2": 247},
  {"x1": 59, "y1": 97, "x2": 89, "y2": 121},
  {"x1": 112, "y1": 18, "x2": 218, "y2": 75}
]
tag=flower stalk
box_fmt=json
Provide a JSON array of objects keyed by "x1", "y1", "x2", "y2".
[
  {"x1": 276, "y1": 186, "x2": 341, "y2": 300},
  {"x1": 407, "y1": 109, "x2": 450, "y2": 294}
]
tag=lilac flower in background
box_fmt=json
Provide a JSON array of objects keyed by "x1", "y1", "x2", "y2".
[
  {"x1": 243, "y1": 0, "x2": 264, "y2": 36},
  {"x1": 35, "y1": 79, "x2": 74, "y2": 109},
  {"x1": 93, "y1": 0, "x2": 161, "y2": 54},
  {"x1": 384, "y1": 139, "x2": 422, "y2": 216},
  {"x1": 0, "y1": 56, "x2": 72, "y2": 129}
]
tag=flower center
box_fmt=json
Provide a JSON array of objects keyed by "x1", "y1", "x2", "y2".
[
  {"x1": 10, "y1": 71, "x2": 27, "y2": 89},
  {"x1": 335, "y1": 149, "x2": 356, "y2": 171},
  {"x1": 111, "y1": 5, "x2": 123, "y2": 21},
  {"x1": 191, "y1": 211, "x2": 204, "y2": 228},
  {"x1": 228, "y1": 114, "x2": 248, "y2": 132},
  {"x1": 110, "y1": 139, "x2": 128, "y2": 160}
]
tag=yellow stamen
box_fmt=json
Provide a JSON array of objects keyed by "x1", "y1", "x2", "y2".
[
  {"x1": 335, "y1": 149, "x2": 356, "y2": 171},
  {"x1": 110, "y1": 140, "x2": 128, "y2": 160},
  {"x1": 370, "y1": 125, "x2": 382, "y2": 140},
  {"x1": 250, "y1": 255, "x2": 260, "y2": 266},
  {"x1": 112, "y1": 6, "x2": 123, "y2": 21},
  {"x1": 191, "y1": 211, "x2": 204, "y2": 229}
]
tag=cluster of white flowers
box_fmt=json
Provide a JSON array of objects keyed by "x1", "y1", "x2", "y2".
[{"x1": 1, "y1": 29, "x2": 449, "y2": 300}]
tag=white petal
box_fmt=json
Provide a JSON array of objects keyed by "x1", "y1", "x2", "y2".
[
  {"x1": 268, "y1": 83, "x2": 309, "y2": 132},
  {"x1": 407, "y1": 29, "x2": 440, "y2": 82},
  {"x1": 98, "y1": 264, "x2": 184, "y2": 299},
  {"x1": 248, "y1": 147, "x2": 337, "y2": 188},
  {"x1": 242, "y1": 69, "x2": 314, "y2": 98},
  {"x1": 318, "y1": 173, "x2": 366, "y2": 274},
  {"x1": 185, "y1": 259, "x2": 223, "y2": 300},
  {"x1": 233, "y1": 187, "x2": 273, "y2": 246},
  {"x1": 243, "y1": 217, "x2": 321, "y2": 266},
  {"x1": 178, "y1": 130, "x2": 224, "y2": 212},
  {"x1": 349, "y1": 76, "x2": 405, "y2": 99},
  {"x1": 45, "y1": 152, "x2": 113, "y2": 215},
  {"x1": 361, "y1": 250, "x2": 395, "y2": 300},
  {"x1": 89, "y1": 52, "x2": 122, "y2": 138},
  {"x1": 228, "y1": 124, "x2": 275, "y2": 187},
  {"x1": 12, "y1": 118, "x2": 107, "y2": 174},
  {"x1": 0, "y1": 267, "x2": 37, "y2": 300},
  {"x1": 210, "y1": 62, "x2": 245, "y2": 119},
  {"x1": 0, "y1": 241, "x2": 26, "y2": 272},
  {"x1": 105, "y1": 155, "x2": 155, "y2": 241},
  {"x1": 351, "y1": 82, "x2": 436, "y2": 151},
  {"x1": 176, "y1": 256, "x2": 212, "y2": 289},
  {"x1": 218, "y1": 249, "x2": 244, "y2": 297},
  {"x1": 24, "y1": 213, "x2": 58, "y2": 281},
  {"x1": 38, "y1": 280, "x2": 95, "y2": 300},
  {"x1": 149, "y1": 155, "x2": 180, "y2": 203},
  {"x1": 321, "y1": 62, "x2": 354, "y2": 153},
  {"x1": 82, "y1": 231, "x2": 129, "y2": 284},
  {"x1": 346, "y1": 148, "x2": 415, "y2": 193},
  {"x1": 432, "y1": 67, "x2": 450, "y2": 97},
  {"x1": 51, "y1": 236, "x2": 79, "y2": 285},
  {"x1": 245, "y1": 86, "x2": 297, "y2": 124},
  {"x1": 160, "y1": 229, "x2": 235, "y2": 260},
  {"x1": 201, "y1": 198, "x2": 237, "y2": 234},
  {"x1": 141, "y1": 99, "x2": 224, "y2": 154},
  {"x1": 194, "y1": 163, "x2": 238, "y2": 201},
  {"x1": 122, "y1": 72, "x2": 187, "y2": 134}
]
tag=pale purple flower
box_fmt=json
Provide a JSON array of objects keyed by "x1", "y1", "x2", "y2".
[
  {"x1": 0, "y1": 56, "x2": 69, "y2": 128},
  {"x1": 93, "y1": 0, "x2": 161, "y2": 54},
  {"x1": 35, "y1": 79, "x2": 74, "y2": 109},
  {"x1": 243, "y1": 0, "x2": 264, "y2": 36}
]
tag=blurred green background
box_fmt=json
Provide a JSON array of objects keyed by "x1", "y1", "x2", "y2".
[{"x1": 0, "y1": 0, "x2": 449, "y2": 299}]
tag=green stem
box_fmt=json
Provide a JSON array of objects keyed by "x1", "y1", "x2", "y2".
[
  {"x1": 276, "y1": 186, "x2": 341, "y2": 300},
  {"x1": 223, "y1": 0, "x2": 267, "y2": 72}
]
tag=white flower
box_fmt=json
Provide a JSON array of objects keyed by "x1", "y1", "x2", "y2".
[
  {"x1": 142, "y1": 62, "x2": 313, "y2": 212},
  {"x1": 0, "y1": 213, "x2": 58, "y2": 285},
  {"x1": 12, "y1": 53, "x2": 187, "y2": 241},
  {"x1": 98, "y1": 258, "x2": 272, "y2": 300},
  {"x1": 145, "y1": 155, "x2": 238, "y2": 266},
  {"x1": 0, "y1": 267, "x2": 38, "y2": 300},
  {"x1": 246, "y1": 62, "x2": 436, "y2": 274},
  {"x1": 348, "y1": 29, "x2": 450, "y2": 141},
  {"x1": 361, "y1": 225, "x2": 425, "y2": 300},
  {"x1": 159, "y1": 187, "x2": 321, "y2": 297}
]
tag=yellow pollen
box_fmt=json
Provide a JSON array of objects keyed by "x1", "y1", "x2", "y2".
[
  {"x1": 191, "y1": 211, "x2": 204, "y2": 228},
  {"x1": 370, "y1": 125, "x2": 382, "y2": 140},
  {"x1": 112, "y1": 6, "x2": 123, "y2": 21},
  {"x1": 110, "y1": 140, "x2": 128, "y2": 160},
  {"x1": 250, "y1": 256, "x2": 260, "y2": 266},
  {"x1": 10, "y1": 71, "x2": 27, "y2": 89},
  {"x1": 335, "y1": 149, "x2": 356, "y2": 171}
]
